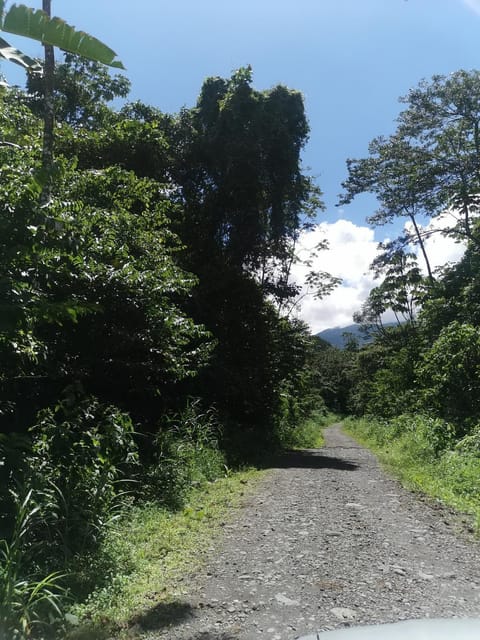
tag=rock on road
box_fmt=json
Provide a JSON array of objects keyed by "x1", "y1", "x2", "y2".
[{"x1": 145, "y1": 424, "x2": 480, "y2": 640}]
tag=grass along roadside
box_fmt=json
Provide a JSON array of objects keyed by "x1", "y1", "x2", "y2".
[
  {"x1": 67, "y1": 410, "x2": 330, "y2": 638},
  {"x1": 343, "y1": 415, "x2": 480, "y2": 533},
  {"x1": 282, "y1": 411, "x2": 338, "y2": 450},
  {"x1": 70, "y1": 468, "x2": 267, "y2": 639}
]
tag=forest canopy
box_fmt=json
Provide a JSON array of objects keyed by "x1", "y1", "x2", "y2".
[
  {"x1": 0, "y1": 52, "x2": 336, "y2": 637},
  {"x1": 2, "y1": 9, "x2": 480, "y2": 636}
]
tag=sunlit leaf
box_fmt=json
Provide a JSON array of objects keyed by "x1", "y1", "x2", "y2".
[
  {"x1": 3, "y1": 5, "x2": 125, "y2": 69},
  {"x1": 0, "y1": 34, "x2": 41, "y2": 72}
]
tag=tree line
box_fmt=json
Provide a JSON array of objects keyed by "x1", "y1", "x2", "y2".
[
  {"x1": 327, "y1": 70, "x2": 480, "y2": 446},
  {"x1": 0, "y1": 50, "x2": 335, "y2": 636}
]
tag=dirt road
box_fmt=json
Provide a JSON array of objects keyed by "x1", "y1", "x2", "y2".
[{"x1": 144, "y1": 424, "x2": 480, "y2": 639}]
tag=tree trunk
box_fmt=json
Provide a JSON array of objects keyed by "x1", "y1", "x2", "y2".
[
  {"x1": 41, "y1": 0, "x2": 55, "y2": 203},
  {"x1": 408, "y1": 212, "x2": 434, "y2": 283}
]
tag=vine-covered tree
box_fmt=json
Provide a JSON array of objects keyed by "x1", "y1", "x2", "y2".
[{"x1": 163, "y1": 68, "x2": 328, "y2": 440}]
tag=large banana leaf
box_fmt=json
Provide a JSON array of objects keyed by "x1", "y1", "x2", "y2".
[{"x1": 0, "y1": 2, "x2": 124, "y2": 69}]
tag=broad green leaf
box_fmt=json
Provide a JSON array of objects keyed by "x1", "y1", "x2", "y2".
[
  {"x1": 3, "y1": 5, "x2": 125, "y2": 69},
  {"x1": 0, "y1": 34, "x2": 41, "y2": 71}
]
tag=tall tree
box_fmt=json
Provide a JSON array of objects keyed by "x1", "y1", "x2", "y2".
[
  {"x1": 26, "y1": 53, "x2": 130, "y2": 128},
  {"x1": 395, "y1": 71, "x2": 480, "y2": 245},
  {"x1": 173, "y1": 67, "x2": 317, "y2": 287},
  {"x1": 341, "y1": 70, "x2": 480, "y2": 284},
  {"x1": 354, "y1": 249, "x2": 424, "y2": 332},
  {"x1": 169, "y1": 68, "x2": 326, "y2": 437},
  {"x1": 40, "y1": 0, "x2": 54, "y2": 186},
  {"x1": 340, "y1": 134, "x2": 436, "y2": 280}
]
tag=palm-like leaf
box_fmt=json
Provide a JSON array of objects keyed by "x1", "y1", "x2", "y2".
[
  {"x1": 0, "y1": 34, "x2": 41, "y2": 71},
  {"x1": 0, "y1": 1, "x2": 124, "y2": 71},
  {"x1": 3, "y1": 4, "x2": 124, "y2": 68}
]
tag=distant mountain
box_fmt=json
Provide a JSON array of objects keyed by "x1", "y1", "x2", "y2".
[{"x1": 316, "y1": 323, "x2": 371, "y2": 349}]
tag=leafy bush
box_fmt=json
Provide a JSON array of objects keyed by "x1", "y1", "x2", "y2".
[
  {"x1": 436, "y1": 451, "x2": 480, "y2": 502},
  {"x1": 278, "y1": 409, "x2": 332, "y2": 449},
  {"x1": 145, "y1": 399, "x2": 226, "y2": 508},
  {"x1": 390, "y1": 414, "x2": 456, "y2": 457},
  {"x1": 345, "y1": 413, "x2": 456, "y2": 458},
  {"x1": 416, "y1": 321, "x2": 480, "y2": 425},
  {"x1": 26, "y1": 395, "x2": 139, "y2": 564},
  {"x1": 455, "y1": 424, "x2": 480, "y2": 456}
]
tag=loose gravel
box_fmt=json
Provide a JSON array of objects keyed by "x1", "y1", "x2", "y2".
[{"x1": 143, "y1": 424, "x2": 480, "y2": 640}]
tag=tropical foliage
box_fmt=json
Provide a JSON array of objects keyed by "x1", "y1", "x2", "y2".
[
  {"x1": 332, "y1": 70, "x2": 480, "y2": 531},
  {"x1": 0, "y1": 47, "x2": 335, "y2": 636},
  {"x1": 5, "y1": 5, "x2": 480, "y2": 635},
  {"x1": 0, "y1": 1, "x2": 123, "y2": 72}
]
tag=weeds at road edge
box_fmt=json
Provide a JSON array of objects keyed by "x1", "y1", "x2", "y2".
[
  {"x1": 69, "y1": 468, "x2": 265, "y2": 638},
  {"x1": 344, "y1": 415, "x2": 480, "y2": 533}
]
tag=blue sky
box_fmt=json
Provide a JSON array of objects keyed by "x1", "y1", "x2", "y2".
[
  {"x1": 3, "y1": 0, "x2": 480, "y2": 330},
  {"x1": 42, "y1": 0, "x2": 480, "y2": 231}
]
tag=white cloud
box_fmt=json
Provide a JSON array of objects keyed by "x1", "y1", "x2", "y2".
[
  {"x1": 413, "y1": 214, "x2": 466, "y2": 273},
  {"x1": 462, "y1": 0, "x2": 480, "y2": 16},
  {"x1": 290, "y1": 219, "x2": 381, "y2": 333},
  {"x1": 291, "y1": 216, "x2": 466, "y2": 335}
]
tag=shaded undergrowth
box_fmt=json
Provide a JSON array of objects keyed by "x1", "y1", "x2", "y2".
[
  {"x1": 69, "y1": 468, "x2": 265, "y2": 639},
  {"x1": 1, "y1": 404, "x2": 332, "y2": 639},
  {"x1": 68, "y1": 411, "x2": 333, "y2": 637},
  {"x1": 279, "y1": 410, "x2": 337, "y2": 450}
]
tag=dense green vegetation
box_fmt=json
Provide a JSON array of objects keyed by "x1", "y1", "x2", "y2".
[
  {"x1": 334, "y1": 70, "x2": 480, "y2": 531},
  {"x1": 71, "y1": 467, "x2": 267, "y2": 638},
  {"x1": 3, "y1": 7, "x2": 480, "y2": 637},
  {"x1": 0, "y1": 47, "x2": 336, "y2": 637}
]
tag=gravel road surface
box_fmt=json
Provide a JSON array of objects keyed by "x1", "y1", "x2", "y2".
[{"x1": 143, "y1": 424, "x2": 480, "y2": 639}]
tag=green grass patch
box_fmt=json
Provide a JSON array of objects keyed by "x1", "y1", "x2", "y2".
[
  {"x1": 283, "y1": 411, "x2": 339, "y2": 449},
  {"x1": 69, "y1": 468, "x2": 266, "y2": 639},
  {"x1": 343, "y1": 415, "x2": 480, "y2": 532}
]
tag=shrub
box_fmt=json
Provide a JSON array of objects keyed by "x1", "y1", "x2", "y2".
[
  {"x1": 145, "y1": 399, "x2": 226, "y2": 508},
  {"x1": 26, "y1": 395, "x2": 139, "y2": 564},
  {"x1": 416, "y1": 321, "x2": 480, "y2": 424},
  {"x1": 278, "y1": 408, "x2": 331, "y2": 449},
  {"x1": 388, "y1": 414, "x2": 456, "y2": 457},
  {"x1": 345, "y1": 413, "x2": 456, "y2": 458},
  {"x1": 456, "y1": 424, "x2": 480, "y2": 456}
]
